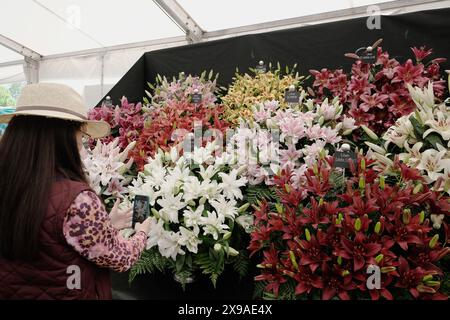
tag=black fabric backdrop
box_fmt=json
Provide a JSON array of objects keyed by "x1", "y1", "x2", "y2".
[
  {"x1": 107, "y1": 8, "x2": 450, "y2": 299},
  {"x1": 102, "y1": 7, "x2": 450, "y2": 106}
]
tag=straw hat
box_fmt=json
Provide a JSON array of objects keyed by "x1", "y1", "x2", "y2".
[{"x1": 0, "y1": 83, "x2": 110, "y2": 138}]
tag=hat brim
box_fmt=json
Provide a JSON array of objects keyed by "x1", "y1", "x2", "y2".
[{"x1": 0, "y1": 110, "x2": 110, "y2": 139}]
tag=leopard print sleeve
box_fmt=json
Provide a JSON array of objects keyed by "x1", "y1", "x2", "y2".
[{"x1": 62, "y1": 190, "x2": 147, "y2": 272}]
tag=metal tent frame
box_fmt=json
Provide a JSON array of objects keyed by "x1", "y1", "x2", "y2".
[{"x1": 1, "y1": 0, "x2": 449, "y2": 85}]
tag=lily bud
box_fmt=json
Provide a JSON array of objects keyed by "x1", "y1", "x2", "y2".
[
  {"x1": 419, "y1": 211, "x2": 425, "y2": 223},
  {"x1": 151, "y1": 208, "x2": 160, "y2": 218},
  {"x1": 275, "y1": 203, "x2": 284, "y2": 214},
  {"x1": 305, "y1": 228, "x2": 311, "y2": 241},
  {"x1": 318, "y1": 116, "x2": 324, "y2": 125},
  {"x1": 257, "y1": 264, "x2": 271, "y2": 269},
  {"x1": 381, "y1": 266, "x2": 396, "y2": 273},
  {"x1": 354, "y1": 218, "x2": 362, "y2": 231},
  {"x1": 379, "y1": 176, "x2": 385, "y2": 190},
  {"x1": 417, "y1": 284, "x2": 436, "y2": 294},
  {"x1": 361, "y1": 158, "x2": 366, "y2": 171},
  {"x1": 424, "y1": 280, "x2": 440, "y2": 287},
  {"x1": 319, "y1": 148, "x2": 326, "y2": 160},
  {"x1": 285, "y1": 184, "x2": 291, "y2": 193},
  {"x1": 413, "y1": 183, "x2": 423, "y2": 194},
  {"x1": 402, "y1": 209, "x2": 411, "y2": 225},
  {"x1": 226, "y1": 247, "x2": 239, "y2": 256},
  {"x1": 343, "y1": 129, "x2": 354, "y2": 135},
  {"x1": 337, "y1": 256, "x2": 343, "y2": 265},
  {"x1": 342, "y1": 270, "x2": 350, "y2": 277},
  {"x1": 375, "y1": 254, "x2": 384, "y2": 264},
  {"x1": 238, "y1": 203, "x2": 250, "y2": 213},
  {"x1": 214, "y1": 243, "x2": 222, "y2": 252},
  {"x1": 429, "y1": 234, "x2": 439, "y2": 248},
  {"x1": 319, "y1": 198, "x2": 324, "y2": 207},
  {"x1": 313, "y1": 163, "x2": 319, "y2": 175},
  {"x1": 365, "y1": 142, "x2": 386, "y2": 155},
  {"x1": 223, "y1": 232, "x2": 232, "y2": 240},
  {"x1": 374, "y1": 221, "x2": 382, "y2": 234},
  {"x1": 422, "y1": 275, "x2": 433, "y2": 282},
  {"x1": 361, "y1": 125, "x2": 379, "y2": 140},
  {"x1": 359, "y1": 176, "x2": 365, "y2": 189},
  {"x1": 289, "y1": 251, "x2": 299, "y2": 270}
]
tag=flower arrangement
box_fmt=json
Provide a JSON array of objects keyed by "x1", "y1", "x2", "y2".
[
  {"x1": 366, "y1": 83, "x2": 450, "y2": 194},
  {"x1": 131, "y1": 101, "x2": 231, "y2": 171},
  {"x1": 222, "y1": 64, "x2": 305, "y2": 124},
  {"x1": 250, "y1": 155, "x2": 449, "y2": 300},
  {"x1": 126, "y1": 142, "x2": 252, "y2": 286},
  {"x1": 225, "y1": 98, "x2": 356, "y2": 187},
  {"x1": 310, "y1": 46, "x2": 447, "y2": 138},
  {"x1": 88, "y1": 97, "x2": 145, "y2": 150},
  {"x1": 145, "y1": 71, "x2": 220, "y2": 109},
  {"x1": 81, "y1": 138, "x2": 136, "y2": 206}
]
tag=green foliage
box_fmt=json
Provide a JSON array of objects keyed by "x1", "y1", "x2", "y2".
[
  {"x1": 244, "y1": 185, "x2": 277, "y2": 205},
  {"x1": 0, "y1": 86, "x2": 15, "y2": 107},
  {"x1": 253, "y1": 281, "x2": 267, "y2": 299},
  {"x1": 231, "y1": 250, "x2": 250, "y2": 279},
  {"x1": 194, "y1": 250, "x2": 225, "y2": 288},
  {"x1": 128, "y1": 248, "x2": 172, "y2": 285}
]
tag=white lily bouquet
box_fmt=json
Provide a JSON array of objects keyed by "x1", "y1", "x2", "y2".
[
  {"x1": 366, "y1": 82, "x2": 450, "y2": 194},
  {"x1": 81, "y1": 138, "x2": 136, "y2": 204},
  {"x1": 127, "y1": 141, "x2": 252, "y2": 287}
]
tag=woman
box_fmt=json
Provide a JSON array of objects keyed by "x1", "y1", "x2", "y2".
[{"x1": 0, "y1": 83, "x2": 151, "y2": 299}]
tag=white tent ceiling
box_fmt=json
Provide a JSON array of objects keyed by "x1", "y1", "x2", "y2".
[{"x1": 1, "y1": 0, "x2": 449, "y2": 105}]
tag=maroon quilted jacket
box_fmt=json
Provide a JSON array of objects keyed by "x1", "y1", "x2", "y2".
[{"x1": 0, "y1": 179, "x2": 112, "y2": 300}]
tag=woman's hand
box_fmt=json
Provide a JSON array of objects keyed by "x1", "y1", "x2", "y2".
[
  {"x1": 109, "y1": 198, "x2": 132, "y2": 230},
  {"x1": 134, "y1": 217, "x2": 152, "y2": 236}
]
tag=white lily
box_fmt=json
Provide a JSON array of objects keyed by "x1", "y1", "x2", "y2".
[
  {"x1": 416, "y1": 149, "x2": 447, "y2": 182},
  {"x1": 157, "y1": 230, "x2": 185, "y2": 261},
  {"x1": 423, "y1": 111, "x2": 450, "y2": 141},
  {"x1": 157, "y1": 193, "x2": 185, "y2": 223},
  {"x1": 178, "y1": 226, "x2": 202, "y2": 254},
  {"x1": 200, "y1": 211, "x2": 229, "y2": 240},
  {"x1": 146, "y1": 217, "x2": 165, "y2": 249},
  {"x1": 407, "y1": 82, "x2": 435, "y2": 110},
  {"x1": 183, "y1": 205, "x2": 204, "y2": 228},
  {"x1": 218, "y1": 169, "x2": 248, "y2": 200},
  {"x1": 210, "y1": 195, "x2": 238, "y2": 220}
]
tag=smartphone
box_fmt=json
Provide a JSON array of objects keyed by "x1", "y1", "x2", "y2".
[{"x1": 132, "y1": 195, "x2": 150, "y2": 227}]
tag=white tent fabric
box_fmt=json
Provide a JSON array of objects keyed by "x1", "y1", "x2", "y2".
[{"x1": 1, "y1": 0, "x2": 449, "y2": 106}]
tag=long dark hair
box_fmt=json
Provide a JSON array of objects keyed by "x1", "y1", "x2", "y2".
[{"x1": 0, "y1": 115, "x2": 87, "y2": 260}]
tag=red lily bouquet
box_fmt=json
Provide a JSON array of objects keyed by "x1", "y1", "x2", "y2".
[
  {"x1": 310, "y1": 46, "x2": 447, "y2": 138},
  {"x1": 249, "y1": 155, "x2": 449, "y2": 300},
  {"x1": 131, "y1": 100, "x2": 231, "y2": 170}
]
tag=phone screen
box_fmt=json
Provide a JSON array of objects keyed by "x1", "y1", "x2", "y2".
[{"x1": 132, "y1": 195, "x2": 150, "y2": 227}]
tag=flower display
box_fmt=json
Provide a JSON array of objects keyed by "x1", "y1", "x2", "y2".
[
  {"x1": 126, "y1": 142, "x2": 251, "y2": 286},
  {"x1": 225, "y1": 98, "x2": 356, "y2": 187},
  {"x1": 81, "y1": 138, "x2": 136, "y2": 203},
  {"x1": 130, "y1": 101, "x2": 231, "y2": 171},
  {"x1": 222, "y1": 64, "x2": 305, "y2": 124},
  {"x1": 145, "y1": 71, "x2": 220, "y2": 109},
  {"x1": 310, "y1": 47, "x2": 446, "y2": 138},
  {"x1": 366, "y1": 83, "x2": 450, "y2": 193},
  {"x1": 88, "y1": 96, "x2": 145, "y2": 150},
  {"x1": 250, "y1": 155, "x2": 449, "y2": 300}
]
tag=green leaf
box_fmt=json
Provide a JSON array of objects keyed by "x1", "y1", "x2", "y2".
[
  {"x1": 244, "y1": 185, "x2": 277, "y2": 205},
  {"x1": 231, "y1": 250, "x2": 250, "y2": 279},
  {"x1": 176, "y1": 254, "x2": 186, "y2": 272},
  {"x1": 425, "y1": 132, "x2": 445, "y2": 149},
  {"x1": 410, "y1": 115, "x2": 424, "y2": 138},
  {"x1": 128, "y1": 248, "x2": 171, "y2": 285}
]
